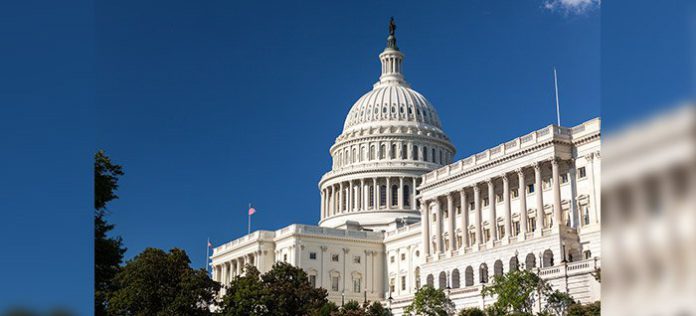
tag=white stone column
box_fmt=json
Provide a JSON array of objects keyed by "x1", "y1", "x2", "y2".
[
  {"x1": 330, "y1": 185, "x2": 335, "y2": 216},
  {"x1": 398, "y1": 177, "x2": 404, "y2": 209},
  {"x1": 339, "y1": 182, "x2": 344, "y2": 213},
  {"x1": 421, "y1": 202, "x2": 430, "y2": 256},
  {"x1": 321, "y1": 189, "x2": 325, "y2": 219},
  {"x1": 488, "y1": 180, "x2": 497, "y2": 242},
  {"x1": 361, "y1": 179, "x2": 366, "y2": 211},
  {"x1": 552, "y1": 158, "x2": 562, "y2": 228},
  {"x1": 518, "y1": 168, "x2": 527, "y2": 240},
  {"x1": 585, "y1": 153, "x2": 599, "y2": 224},
  {"x1": 447, "y1": 193, "x2": 456, "y2": 252},
  {"x1": 347, "y1": 180, "x2": 353, "y2": 212},
  {"x1": 433, "y1": 200, "x2": 443, "y2": 254},
  {"x1": 503, "y1": 174, "x2": 511, "y2": 242},
  {"x1": 386, "y1": 177, "x2": 392, "y2": 209},
  {"x1": 534, "y1": 162, "x2": 544, "y2": 236},
  {"x1": 373, "y1": 178, "x2": 378, "y2": 209},
  {"x1": 412, "y1": 177, "x2": 418, "y2": 209},
  {"x1": 474, "y1": 185, "x2": 482, "y2": 246},
  {"x1": 459, "y1": 188, "x2": 469, "y2": 249}
]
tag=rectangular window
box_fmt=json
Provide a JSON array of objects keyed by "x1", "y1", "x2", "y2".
[
  {"x1": 469, "y1": 202, "x2": 475, "y2": 210},
  {"x1": 483, "y1": 198, "x2": 489, "y2": 206},
  {"x1": 579, "y1": 167, "x2": 587, "y2": 178},
  {"x1": 497, "y1": 224, "x2": 505, "y2": 239},
  {"x1": 513, "y1": 221, "x2": 520, "y2": 236},
  {"x1": 331, "y1": 276, "x2": 340, "y2": 291},
  {"x1": 332, "y1": 254, "x2": 339, "y2": 262},
  {"x1": 389, "y1": 278, "x2": 395, "y2": 293},
  {"x1": 496, "y1": 194, "x2": 503, "y2": 203},
  {"x1": 484, "y1": 229, "x2": 490, "y2": 242},
  {"x1": 353, "y1": 256, "x2": 361, "y2": 264},
  {"x1": 353, "y1": 278, "x2": 361, "y2": 293},
  {"x1": 309, "y1": 252, "x2": 317, "y2": 260},
  {"x1": 401, "y1": 253, "x2": 406, "y2": 261},
  {"x1": 390, "y1": 256, "x2": 395, "y2": 263},
  {"x1": 529, "y1": 217, "x2": 536, "y2": 232},
  {"x1": 309, "y1": 275, "x2": 317, "y2": 287},
  {"x1": 511, "y1": 188, "x2": 519, "y2": 198},
  {"x1": 543, "y1": 178, "x2": 551, "y2": 189},
  {"x1": 283, "y1": 254, "x2": 288, "y2": 262},
  {"x1": 456, "y1": 206, "x2": 461, "y2": 215},
  {"x1": 401, "y1": 276, "x2": 407, "y2": 291},
  {"x1": 561, "y1": 174, "x2": 569, "y2": 183},
  {"x1": 527, "y1": 184, "x2": 535, "y2": 193}
]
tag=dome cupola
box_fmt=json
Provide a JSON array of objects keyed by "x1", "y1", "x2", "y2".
[{"x1": 318, "y1": 18, "x2": 456, "y2": 231}]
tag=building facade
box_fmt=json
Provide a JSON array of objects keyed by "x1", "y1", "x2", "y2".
[{"x1": 210, "y1": 24, "x2": 601, "y2": 314}]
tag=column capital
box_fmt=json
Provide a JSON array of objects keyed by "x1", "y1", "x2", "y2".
[
  {"x1": 342, "y1": 247, "x2": 350, "y2": 254},
  {"x1": 501, "y1": 173, "x2": 509, "y2": 182},
  {"x1": 584, "y1": 152, "x2": 595, "y2": 161},
  {"x1": 473, "y1": 185, "x2": 481, "y2": 192},
  {"x1": 533, "y1": 161, "x2": 543, "y2": 171},
  {"x1": 551, "y1": 157, "x2": 561, "y2": 165},
  {"x1": 320, "y1": 246, "x2": 328, "y2": 252},
  {"x1": 515, "y1": 168, "x2": 524, "y2": 175}
]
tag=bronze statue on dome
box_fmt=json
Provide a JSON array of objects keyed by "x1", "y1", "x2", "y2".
[{"x1": 389, "y1": 17, "x2": 396, "y2": 36}]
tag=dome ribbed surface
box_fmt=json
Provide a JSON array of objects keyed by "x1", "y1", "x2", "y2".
[{"x1": 342, "y1": 84, "x2": 443, "y2": 132}]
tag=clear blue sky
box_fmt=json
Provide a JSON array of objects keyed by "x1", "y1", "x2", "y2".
[{"x1": 0, "y1": 0, "x2": 691, "y2": 314}]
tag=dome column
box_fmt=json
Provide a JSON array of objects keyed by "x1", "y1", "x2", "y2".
[
  {"x1": 339, "y1": 182, "x2": 344, "y2": 213},
  {"x1": 386, "y1": 177, "x2": 392, "y2": 210},
  {"x1": 373, "y1": 178, "x2": 378, "y2": 209},
  {"x1": 361, "y1": 179, "x2": 366, "y2": 211},
  {"x1": 398, "y1": 177, "x2": 404, "y2": 210}
]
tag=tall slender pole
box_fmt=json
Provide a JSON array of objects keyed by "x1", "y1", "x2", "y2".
[
  {"x1": 248, "y1": 203, "x2": 251, "y2": 235},
  {"x1": 554, "y1": 67, "x2": 561, "y2": 126},
  {"x1": 206, "y1": 237, "x2": 210, "y2": 274}
]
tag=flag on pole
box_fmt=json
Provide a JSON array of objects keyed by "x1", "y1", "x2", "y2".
[
  {"x1": 207, "y1": 240, "x2": 213, "y2": 248},
  {"x1": 248, "y1": 206, "x2": 256, "y2": 216}
]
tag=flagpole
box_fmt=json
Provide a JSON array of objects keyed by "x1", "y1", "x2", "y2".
[
  {"x1": 206, "y1": 237, "x2": 210, "y2": 274},
  {"x1": 554, "y1": 67, "x2": 561, "y2": 126},
  {"x1": 248, "y1": 203, "x2": 251, "y2": 235}
]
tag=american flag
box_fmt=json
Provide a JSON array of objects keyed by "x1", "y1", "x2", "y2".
[
  {"x1": 248, "y1": 206, "x2": 256, "y2": 216},
  {"x1": 207, "y1": 240, "x2": 213, "y2": 248}
]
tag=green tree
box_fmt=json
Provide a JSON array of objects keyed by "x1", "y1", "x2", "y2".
[
  {"x1": 403, "y1": 285, "x2": 455, "y2": 316},
  {"x1": 566, "y1": 301, "x2": 600, "y2": 316},
  {"x1": 335, "y1": 300, "x2": 364, "y2": 316},
  {"x1": 365, "y1": 301, "x2": 390, "y2": 316},
  {"x1": 545, "y1": 290, "x2": 576, "y2": 315},
  {"x1": 94, "y1": 150, "x2": 126, "y2": 316},
  {"x1": 107, "y1": 248, "x2": 219, "y2": 316},
  {"x1": 481, "y1": 268, "x2": 550, "y2": 315},
  {"x1": 261, "y1": 262, "x2": 329, "y2": 315},
  {"x1": 313, "y1": 302, "x2": 339, "y2": 316},
  {"x1": 456, "y1": 307, "x2": 485, "y2": 316},
  {"x1": 220, "y1": 262, "x2": 328, "y2": 316},
  {"x1": 219, "y1": 265, "x2": 269, "y2": 316}
]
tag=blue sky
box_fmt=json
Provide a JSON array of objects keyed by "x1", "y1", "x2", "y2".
[{"x1": 0, "y1": 0, "x2": 691, "y2": 314}]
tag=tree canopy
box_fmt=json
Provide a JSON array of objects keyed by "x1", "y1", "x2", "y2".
[
  {"x1": 219, "y1": 262, "x2": 328, "y2": 316},
  {"x1": 107, "y1": 248, "x2": 219, "y2": 316},
  {"x1": 481, "y1": 268, "x2": 550, "y2": 315},
  {"x1": 94, "y1": 150, "x2": 126, "y2": 316},
  {"x1": 403, "y1": 285, "x2": 455, "y2": 316}
]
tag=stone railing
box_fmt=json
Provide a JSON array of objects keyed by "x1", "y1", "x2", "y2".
[
  {"x1": 384, "y1": 222, "x2": 420, "y2": 238},
  {"x1": 537, "y1": 257, "x2": 600, "y2": 279},
  {"x1": 213, "y1": 230, "x2": 276, "y2": 254},
  {"x1": 275, "y1": 224, "x2": 384, "y2": 241},
  {"x1": 420, "y1": 120, "x2": 596, "y2": 186}
]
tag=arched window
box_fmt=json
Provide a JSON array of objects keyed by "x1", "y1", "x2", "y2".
[
  {"x1": 423, "y1": 146, "x2": 428, "y2": 161},
  {"x1": 352, "y1": 148, "x2": 356, "y2": 163},
  {"x1": 479, "y1": 263, "x2": 489, "y2": 284},
  {"x1": 401, "y1": 144, "x2": 407, "y2": 159},
  {"x1": 379, "y1": 185, "x2": 387, "y2": 207},
  {"x1": 451, "y1": 269, "x2": 460, "y2": 288},
  {"x1": 380, "y1": 144, "x2": 386, "y2": 159},
  {"x1": 543, "y1": 249, "x2": 554, "y2": 267},
  {"x1": 584, "y1": 250, "x2": 592, "y2": 260},
  {"x1": 345, "y1": 149, "x2": 349, "y2": 163},
  {"x1": 360, "y1": 147, "x2": 365, "y2": 161},
  {"x1": 391, "y1": 185, "x2": 398, "y2": 206},
  {"x1": 369, "y1": 185, "x2": 374, "y2": 207},
  {"x1": 426, "y1": 274, "x2": 434, "y2": 287},
  {"x1": 509, "y1": 256, "x2": 519, "y2": 271},
  {"x1": 439, "y1": 150, "x2": 443, "y2": 164},
  {"x1": 415, "y1": 267, "x2": 421, "y2": 289},
  {"x1": 370, "y1": 145, "x2": 376, "y2": 160},
  {"x1": 391, "y1": 144, "x2": 396, "y2": 159},
  {"x1": 438, "y1": 271, "x2": 447, "y2": 289},
  {"x1": 525, "y1": 253, "x2": 536, "y2": 270},
  {"x1": 464, "y1": 266, "x2": 474, "y2": 286},
  {"x1": 403, "y1": 185, "x2": 411, "y2": 206},
  {"x1": 494, "y1": 260, "x2": 504, "y2": 278},
  {"x1": 412, "y1": 145, "x2": 418, "y2": 160},
  {"x1": 431, "y1": 148, "x2": 436, "y2": 163}
]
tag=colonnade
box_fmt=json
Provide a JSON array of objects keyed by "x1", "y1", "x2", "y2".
[
  {"x1": 421, "y1": 158, "x2": 568, "y2": 257},
  {"x1": 212, "y1": 250, "x2": 263, "y2": 286},
  {"x1": 321, "y1": 176, "x2": 419, "y2": 219}
]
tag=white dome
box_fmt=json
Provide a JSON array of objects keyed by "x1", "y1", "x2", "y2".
[{"x1": 342, "y1": 84, "x2": 444, "y2": 133}]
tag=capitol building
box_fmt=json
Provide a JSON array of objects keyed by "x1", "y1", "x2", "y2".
[{"x1": 210, "y1": 22, "x2": 601, "y2": 314}]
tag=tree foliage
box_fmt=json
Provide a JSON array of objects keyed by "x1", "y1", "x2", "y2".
[
  {"x1": 94, "y1": 150, "x2": 126, "y2": 316},
  {"x1": 457, "y1": 307, "x2": 485, "y2": 316},
  {"x1": 403, "y1": 285, "x2": 455, "y2": 316},
  {"x1": 107, "y1": 248, "x2": 220, "y2": 316},
  {"x1": 220, "y1": 262, "x2": 328, "y2": 316},
  {"x1": 567, "y1": 301, "x2": 600, "y2": 316},
  {"x1": 545, "y1": 290, "x2": 576, "y2": 316},
  {"x1": 481, "y1": 269, "x2": 550, "y2": 315}
]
